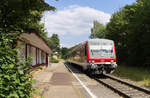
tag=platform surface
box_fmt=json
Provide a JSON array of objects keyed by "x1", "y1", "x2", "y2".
[
  {"x1": 33, "y1": 61, "x2": 120, "y2": 98},
  {"x1": 33, "y1": 62, "x2": 80, "y2": 98}
]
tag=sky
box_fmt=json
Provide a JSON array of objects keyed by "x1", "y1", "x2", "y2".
[{"x1": 42, "y1": 0, "x2": 136, "y2": 48}]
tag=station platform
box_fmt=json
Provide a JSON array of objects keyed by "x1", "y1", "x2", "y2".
[
  {"x1": 33, "y1": 61, "x2": 120, "y2": 98},
  {"x1": 33, "y1": 61, "x2": 81, "y2": 98}
]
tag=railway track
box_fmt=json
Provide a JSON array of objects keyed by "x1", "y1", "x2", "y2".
[{"x1": 95, "y1": 74, "x2": 150, "y2": 98}]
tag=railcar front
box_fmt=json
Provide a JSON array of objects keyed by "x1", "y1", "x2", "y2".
[{"x1": 86, "y1": 39, "x2": 117, "y2": 74}]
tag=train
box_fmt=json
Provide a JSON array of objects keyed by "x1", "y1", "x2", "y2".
[{"x1": 67, "y1": 38, "x2": 117, "y2": 75}]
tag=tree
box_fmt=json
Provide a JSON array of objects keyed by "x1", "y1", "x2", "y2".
[
  {"x1": 105, "y1": 0, "x2": 150, "y2": 66},
  {"x1": 124, "y1": 0, "x2": 150, "y2": 65},
  {"x1": 0, "y1": 0, "x2": 55, "y2": 33},
  {"x1": 0, "y1": 0, "x2": 56, "y2": 97},
  {"x1": 47, "y1": 34, "x2": 60, "y2": 52},
  {"x1": 90, "y1": 21, "x2": 106, "y2": 38},
  {"x1": 61, "y1": 47, "x2": 68, "y2": 59},
  {"x1": 105, "y1": 9, "x2": 129, "y2": 63},
  {"x1": 34, "y1": 23, "x2": 49, "y2": 39}
]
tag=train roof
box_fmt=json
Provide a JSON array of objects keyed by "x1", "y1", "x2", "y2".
[
  {"x1": 88, "y1": 39, "x2": 114, "y2": 46},
  {"x1": 67, "y1": 38, "x2": 114, "y2": 55},
  {"x1": 87, "y1": 38, "x2": 113, "y2": 43}
]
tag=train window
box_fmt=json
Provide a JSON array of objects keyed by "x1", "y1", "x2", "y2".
[
  {"x1": 84, "y1": 45, "x2": 87, "y2": 56},
  {"x1": 73, "y1": 51, "x2": 77, "y2": 57},
  {"x1": 76, "y1": 49, "x2": 80, "y2": 56},
  {"x1": 81, "y1": 47, "x2": 84, "y2": 56},
  {"x1": 80, "y1": 48, "x2": 82, "y2": 56}
]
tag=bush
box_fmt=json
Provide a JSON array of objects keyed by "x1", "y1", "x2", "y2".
[
  {"x1": 50, "y1": 56, "x2": 59, "y2": 63},
  {"x1": 113, "y1": 65, "x2": 150, "y2": 87},
  {"x1": 0, "y1": 33, "x2": 33, "y2": 98}
]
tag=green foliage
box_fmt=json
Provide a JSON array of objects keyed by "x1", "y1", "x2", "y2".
[
  {"x1": 50, "y1": 57, "x2": 59, "y2": 63},
  {"x1": 90, "y1": 21, "x2": 106, "y2": 38},
  {"x1": 90, "y1": 0, "x2": 150, "y2": 66},
  {"x1": 0, "y1": 33, "x2": 33, "y2": 98},
  {"x1": 61, "y1": 47, "x2": 68, "y2": 59},
  {"x1": 37, "y1": 23, "x2": 48, "y2": 39},
  {"x1": 126, "y1": 0, "x2": 150, "y2": 65},
  {"x1": 0, "y1": 0, "x2": 55, "y2": 32},
  {"x1": 104, "y1": 0, "x2": 150, "y2": 66},
  {"x1": 113, "y1": 65, "x2": 150, "y2": 87},
  {"x1": 0, "y1": 0, "x2": 56, "y2": 97},
  {"x1": 47, "y1": 34, "x2": 60, "y2": 52},
  {"x1": 50, "y1": 54, "x2": 59, "y2": 63},
  {"x1": 105, "y1": 9, "x2": 129, "y2": 63}
]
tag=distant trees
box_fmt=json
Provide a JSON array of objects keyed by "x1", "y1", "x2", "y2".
[
  {"x1": 90, "y1": 21, "x2": 106, "y2": 38},
  {"x1": 90, "y1": 0, "x2": 150, "y2": 66},
  {"x1": 40, "y1": 32, "x2": 61, "y2": 53},
  {"x1": 61, "y1": 45, "x2": 78, "y2": 60},
  {"x1": 47, "y1": 34, "x2": 60, "y2": 52},
  {"x1": 61, "y1": 47, "x2": 68, "y2": 59}
]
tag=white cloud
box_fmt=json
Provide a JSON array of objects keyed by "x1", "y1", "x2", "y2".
[{"x1": 42, "y1": 5, "x2": 111, "y2": 37}]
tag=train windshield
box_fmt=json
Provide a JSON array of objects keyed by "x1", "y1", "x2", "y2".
[{"x1": 89, "y1": 43, "x2": 115, "y2": 58}]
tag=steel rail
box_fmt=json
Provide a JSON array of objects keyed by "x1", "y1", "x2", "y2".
[
  {"x1": 94, "y1": 74, "x2": 150, "y2": 98},
  {"x1": 105, "y1": 74, "x2": 150, "y2": 94},
  {"x1": 95, "y1": 78, "x2": 130, "y2": 98}
]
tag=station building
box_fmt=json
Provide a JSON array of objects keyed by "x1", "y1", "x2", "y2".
[{"x1": 17, "y1": 32, "x2": 52, "y2": 68}]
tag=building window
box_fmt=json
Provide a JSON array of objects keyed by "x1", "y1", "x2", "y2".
[
  {"x1": 41, "y1": 51, "x2": 46, "y2": 64},
  {"x1": 41, "y1": 51, "x2": 43, "y2": 64},
  {"x1": 32, "y1": 47, "x2": 36, "y2": 66},
  {"x1": 39, "y1": 50, "x2": 41, "y2": 64},
  {"x1": 36, "y1": 48, "x2": 40, "y2": 64},
  {"x1": 27, "y1": 44, "x2": 32, "y2": 65},
  {"x1": 18, "y1": 41, "x2": 26, "y2": 63}
]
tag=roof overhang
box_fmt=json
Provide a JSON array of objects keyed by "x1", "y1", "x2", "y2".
[{"x1": 20, "y1": 33, "x2": 52, "y2": 54}]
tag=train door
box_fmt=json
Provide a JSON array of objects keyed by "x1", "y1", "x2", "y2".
[
  {"x1": 83, "y1": 44, "x2": 87, "y2": 65},
  {"x1": 79, "y1": 46, "x2": 84, "y2": 63}
]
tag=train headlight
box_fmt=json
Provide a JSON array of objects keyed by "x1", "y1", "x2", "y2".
[
  {"x1": 92, "y1": 60, "x2": 95, "y2": 63},
  {"x1": 111, "y1": 60, "x2": 114, "y2": 62},
  {"x1": 89, "y1": 60, "x2": 95, "y2": 63}
]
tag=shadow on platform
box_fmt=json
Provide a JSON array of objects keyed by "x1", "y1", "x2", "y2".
[{"x1": 64, "y1": 62, "x2": 84, "y2": 74}]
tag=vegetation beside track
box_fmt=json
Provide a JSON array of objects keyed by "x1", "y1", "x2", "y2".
[
  {"x1": 88, "y1": 0, "x2": 150, "y2": 89},
  {"x1": 89, "y1": 0, "x2": 150, "y2": 66},
  {"x1": 0, "y1": 0, "x2": 56, "y2": 97},
  {"x1": 113, "y1": 65, "x2": 150, "y2": 88},
  {"x1": 50, "y1": 56, "x2": 59, "y2": 63}
]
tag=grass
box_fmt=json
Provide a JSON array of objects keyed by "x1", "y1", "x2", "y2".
[
  {"x1": 113, "y1": 65, "x2": 150, "y2": 88},
  {"x1": 50, "y1": 57, "x2": 59, "y2": 63}
]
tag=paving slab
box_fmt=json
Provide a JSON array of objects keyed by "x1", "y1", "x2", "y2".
[
  {"x1": 33, "y1": 62, "x2": 121, "y2": 98},
  {"x1": 50, "y1": 72, "x2": 72, "y2": 85},
  {"x1": 33, "y1": 62, "x2": 80, "y2": 98},
  {"x1": 43, "y1": 86, "x2": 79, "y2": 98}
]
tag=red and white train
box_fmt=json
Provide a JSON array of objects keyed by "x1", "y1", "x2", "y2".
[{"x1": 67, "y1": 38, "x2": 117, "y2": 75}]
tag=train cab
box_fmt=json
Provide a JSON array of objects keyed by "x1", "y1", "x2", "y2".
[
  {"x1": 67, "y1": 38, "x2": 117, "y2": 75},
  {"x1": 86, "y1": 39, "x2": 117, "y2": 74}
]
